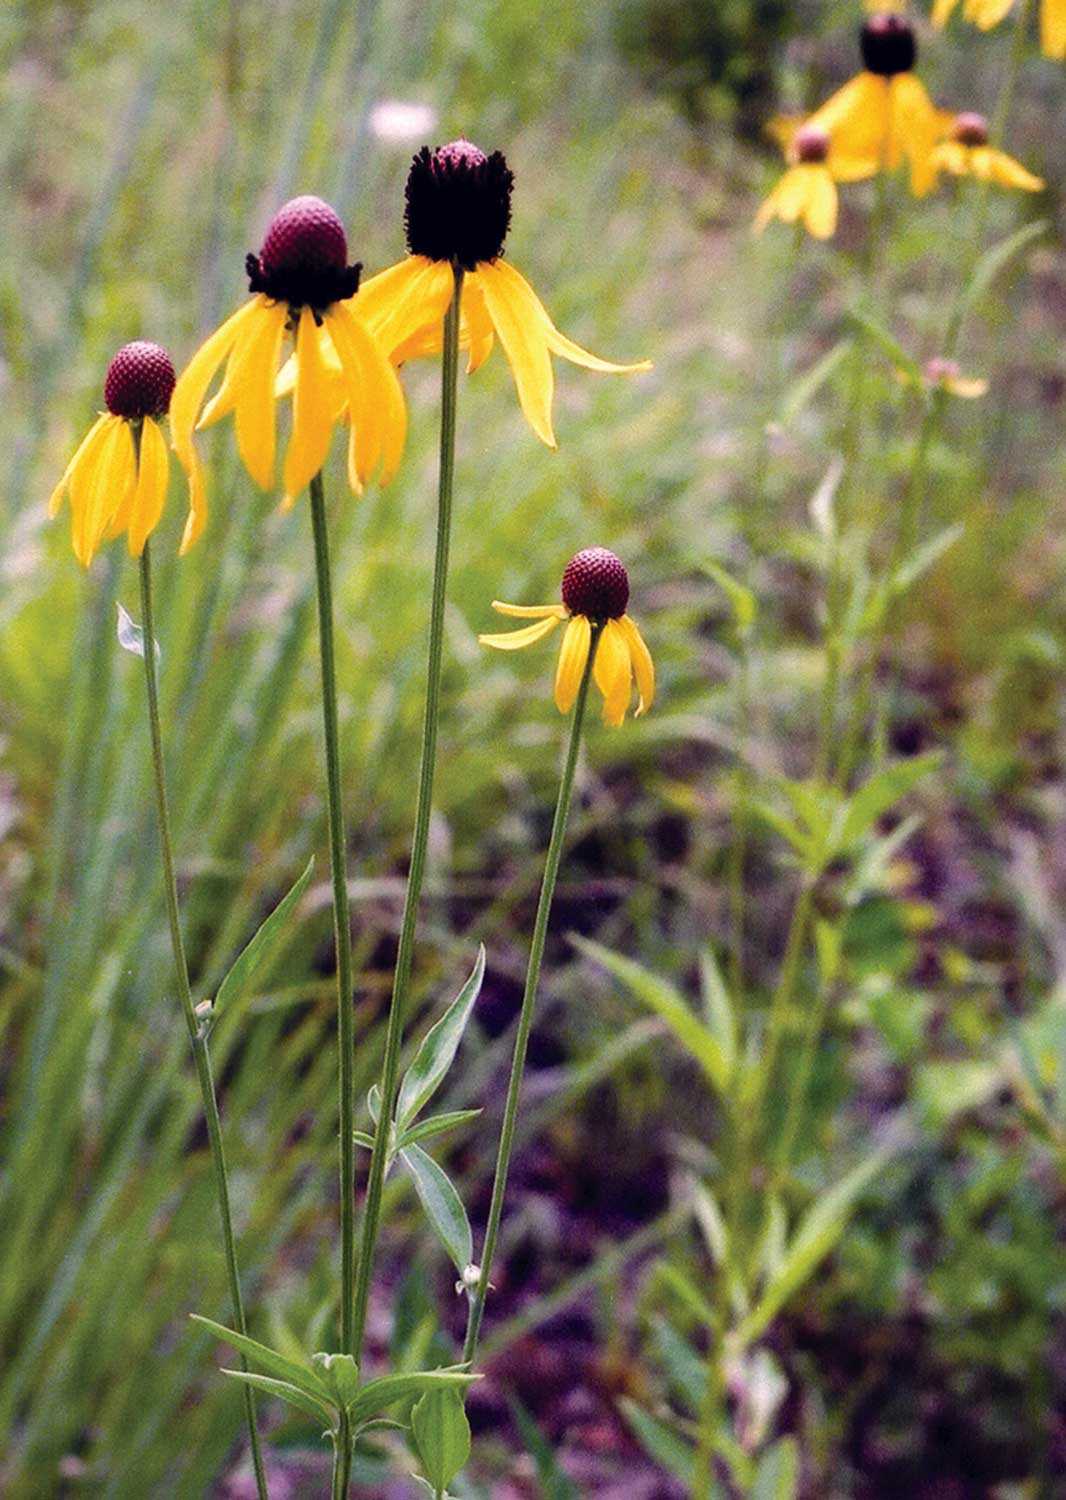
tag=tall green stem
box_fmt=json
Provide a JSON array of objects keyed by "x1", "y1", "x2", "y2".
[
  {"x1": 138, "y1": 539, "x2": 268, "y2": 1500},
  {"x1": 351, "y1": 264, "x2": 465, "y2": 1362},
  {"x1": 309, "y1": 469, "x2": 356, "y2": 1354},
  {"x1": 463, "y1": 634, "x2": 599, "y2": 1365},
  {"x1": 330, "y1": 1413, "x2": 353, "y2": 1500}
]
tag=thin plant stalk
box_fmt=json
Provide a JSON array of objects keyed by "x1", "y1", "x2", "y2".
[
  {"x1": 351, "y1": 264, "x2": 465, "y2": 1362},
  {"x1": 330, "y1": 1412, "x2": 353, "y2": 1500},
  {"x1": 463, "y1": 632, "x2": 600, "y2": 1364},
  {"x1": 137, "y1": 534, "x2": 268, "y2": 1500},
  {"x1": 309, "y1": 467, "x2": 357, "y2": 1354}
]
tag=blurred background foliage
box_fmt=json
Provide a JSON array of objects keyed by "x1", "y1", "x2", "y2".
[{"x1": 0, "y1": 0, "x2": 1064, "y2": 1494}]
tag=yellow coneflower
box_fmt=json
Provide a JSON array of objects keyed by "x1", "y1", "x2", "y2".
[
  {"x1": 479, "y1": 547, "x2": 654, "y2": 727},
  {"x1": 755, "y1": 124, "x2": 845, "y2": 239},
  {"x1": 49, "y1": 341, "x2": 174, "y2": 568},
  {"x1": 930, "y1": 112, "x2": 1045, "y2": 191},
  {"x1": 170, "y1": 196, "x2": 406, "y2": 552},
  {"x1": 344, "y1": 141, "x2": 651, "y2": 448},
  {"x1": 932, "y1": 0, "x2": 1066, "y2": 59},
  {"x1": 808, "y1": 13, "x2": 947, "y2": 197}
]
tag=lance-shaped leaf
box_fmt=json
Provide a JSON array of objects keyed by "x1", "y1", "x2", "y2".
[
  {"x1": 214, "y1": 857, "x2": 314, "y2": 1013},
  {"x1": 702, "y1": 560, "x2": 757, "y2": 639},
  {"x1": 960, "y1": 218, "x2": 1048, "y2": 320},
  {"x1": 412, "y1": 1385, "x2": 471, "y2": 1493},
  {"x1": 400, "y1": 1144, "x2": 473, "y2": 1274},
  {"x1": 348, "y1": 1367, "x2": 478, "y2": 1429},
  {"x1": 190, "y1": 1314, "x2": 332, "y2": 1403},
  {"x1": 398, "y1": 1108, "x2": 482, "y2": 1151},
  {"x1": 219, "y1": 1369, "x2": 334, "y2": 1427},
  {"x1": 396, "y1": 946, "x2": 486, "y2": 1129}
]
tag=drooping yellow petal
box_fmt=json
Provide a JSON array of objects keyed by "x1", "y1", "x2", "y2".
[
  {"x1": 944, "y1": 374, "x2": 989, "y2": 398},
  {"x1": 49, "y1": 413, "x2": 110, "y2": 517},
  {"x1": 618, "y1": 615, "x2": 655, "y2": 716},
  {"x1": 281, "y1": 307, "x2": 336, "y2": 498},
  {"x1": 931, "y1": 0, "x2": 961, "y2": 22},
  {"x1": 324, "y1": 302, "x2": 408, "y2": 490},
  {"x1": 593, "y1": 618, "x2": 633, "y2": 727},
  {"x1": 479, "y1": 616, "x2": 562, "y2": 651},
  {"x1": 553, "y1": 614, "x2": 592, "y2": 713},
  {"x1": 1042, "y1": 0, "x2": 1066, "y2": 56},
  {"x1": 979, "y1": 147, "x2": 1045, "y2": 191},
  {"x1": 809, "y1": 73, "x2": 888, "y2": 170},
  {"x1": 357, "y1": 255, "x2": 457, "y2": 361},
  {"x1": 804, "y1": 166, "x2": 838, "y2": 238},
  {"x1": 487, "y1": 259, "x2": 651, "y2": 375},
  {"x1": 473, "y1": 261, "x2": 557, "y2": 449},
  {"x1": 127, "y1": 416, "x2": 170, "y2": 556},
  {"x1": 755, "y1": 165, "x2": 837, "y2": 239},
  {"x1": 491, "y1": 601, "x2": 569, "y2": 620},
  {"x1": 963, "y1": 0, "x2": 1015, "y2": 26},
  {"x1": 463, "y1": 277, "x2": 496, "y2": 374},
  {"x1": 889, "y1": 74, "x2": 943, "y2": 197},
  {"x1": 275, "y1": 328, "x2": 345, "y2": 420},
  {"x1": 74, "y1": 417, "x2": 135, "y2": 568},
  {"x1": 231, "y1": 300, "x2": 287, "y2": 491},
  {"x1": 930, "y1": 140, "x2": 970, "y2": 178}
]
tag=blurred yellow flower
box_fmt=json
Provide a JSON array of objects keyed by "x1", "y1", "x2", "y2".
[
  {"x1": 808, "y1": 13, "x2": 947, "y2": 197},
  {"x1": 755, "y1": 124, "x2": 844, "y2": 239},
  {"x1": 930, "y1": 112, "x2": 1044, "y2": 191},
  {"x1": 922, "y1": 356, "x2": 989, "y2": 398},
  {"x1": 50, "y1": 341, "x2": 174, "y2": 568},
  {"x1": 348, "y1": 140, "x2": 651, "y2": 449},
  {"x1": 170, "y1": 196, "x2": 405, "y2": 553},
  {"x1": 479, "y1": 547, "x2": 654, "y2": 728},
  {"x1": 932, "y1": 0, "x2": 1066, "y2": 59}
]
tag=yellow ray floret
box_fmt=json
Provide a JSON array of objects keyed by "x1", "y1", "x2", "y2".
[
  {"x1": 808, "y1": 71, "x2": 945, "y2": 197},
  {"x1": 933, "y1": 0, "x2": 1065, "y2": 55},
  {"x1": 49, "y1": 413, "x2": 171, "y2": 568},
  {"x1": 755, "y1": 164, "x2": 838, "y2": 239},
  {"x1": 478, "y1": 601, "x2": 654, "y2": 727},
  {"x1": 930, "y1": 140, "x2": 1044, "y2": 192},
  {"x1": 170, "y1": 292, "x2": 405, "y2": 552}
]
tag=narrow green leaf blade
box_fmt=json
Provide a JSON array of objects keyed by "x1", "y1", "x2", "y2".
[
  {"x1": 573, "y1": 937, "x2": 731, "y2": 1097},
  {"x1": 400, "y1": 1145, "x2": 473, "y2": 1274},
  {"x1": 701, "y1": 560, "x2": 757, "y2": 637},
  {"x1": 411, "y1": 1386, "x2": 471, "y2": 1491},
  {"x1": 836, "y1": 754, "x2": 940, "y2": 852},
  {"x1": 751, "y1": 1436, "x2": 800, "y2": 1500},
  {"x1": 618, "y1": 1399, "x2": 696, "y2": 1488},
  {"x1": 960, "y1": 218, "x2": 1048, "y2": 319},
  {"x1": 778, "y1": 337, "x2": 853, "y2": 428},
  {"x1": 190, "y1": 1313, "x2": 332, "y2": 1402},
  {"x1": 398, "y1": 1108, "x2": 482, "y2": 1151},
  {"x1": 699, "y1": 949, "x2": 737, "y2": 1078},
  {"x1": 219, "y1": 1368, "x2": 333, "y2": 1426},
  {"x1": 396, "y1": 946, "x2": 486, "y2": 1129},
  {"x1": 214, "y1": 857, "x2": 315, "y2": 1013},
  {"x1": 846, "y1": 308, "x2": 923, "y2": 386},
  {"x1": 348, "y1": 1367, "x2": 478, "y2": 1428}
]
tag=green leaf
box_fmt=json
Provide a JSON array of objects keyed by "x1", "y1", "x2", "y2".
[
  {"x1": 411, "y1": 1386, "x2": 471, "y2": 1492},
  {"x1": 312, "y1": 1351, "x2": 361, "y2": 1409},
  {"x1": 739, "y1": 1155, "x2": 884, "y2": 1345},
  {"x1": 778, "y1": 337, "x2": 853, "y2": 428},
  {"x1": 835, "y1": 754, "x2": 941, "y2": 853},
  {"x1": 699, "y1": 949, "x2": 737, "y2": 1078},
  {"x1": 214, "y1": 857, "x2": 314, "y2": 1013},
  {"x1": 190, "y1": 1314, "x2": 333, "y2": 1403},
  {"x1": 573, "y1": 937, "x2": 731, "y2": 1097},
  {"x1": 702, "y1": 560, "x2": 757, "y2": 638},
  {"x1": 651, "y1": 1317, "x2": 705, "y2": 1410},
  {"x1": 219, "y1": 1368, "x2": 333, "y2": 1426},
  {"x1": 511, "y1": 1400, "x2": 580, "y2": 1498},
  {"x1": 749, "y1": 801, "x2": 813, "y2": 863},
  {"x1": 618, "y1": 1399, "x2": 696, "y2": 1488},
  {"x1": 890, "y1": 523, "x2": 964, "y2": 600},
  {"x1": 396, "y1": 946, "x2": 486, "y2": 1129},
  {"x1": 398, "y1": 1109, "x2": 482, "y2": 1151},
  {"x1": 348, "y1": 1368, "x2": 478, "y2": 1429},
  {"x1": 751, "y1": 1436, "x2": 800, "y2": 1500},
  {"x1": 960, "y1": 218, "x2": 1048, "y2": 319},
  {"x1": 399, "y1": 1145, "x2": 473, "y2": 1274},
  {"x1": 846, "y1": 308, "x2": 923, "y2": 387}
]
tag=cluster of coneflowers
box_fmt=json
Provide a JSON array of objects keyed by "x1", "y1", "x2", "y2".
[
  {"x1": 756, "y1": 9, "x2": 1047, "y2": 240},
  {"x1": 50, "y1": 137, "x2": 653, "y2": 1493}
]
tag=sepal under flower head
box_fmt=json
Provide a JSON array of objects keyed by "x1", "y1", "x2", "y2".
[
  {"x1": 479, "y1": 547, "x2": 654, "y2": 727},
  {"x1": 404, "y1": 140, "x2": 514, "y2": 270},
  {"x1": 245, "y1": 195, "x2": 362, "y2": 311}
]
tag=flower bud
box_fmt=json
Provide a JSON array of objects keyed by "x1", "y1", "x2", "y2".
[
  {"x1": 952, "y1": 111, "x2": 989, "y2": 147},
  {"x1": 860, "y1": 12, "x2": 917, "y2": 76},
  {"x1": 245, "y1": 195, "x2": 361, "y2": 310},
  {"x1": 103, "y1": 341, "x2": 175, "y2": 419},
  {"x1": 404, "y1": 139, "x2": 514, "y2": 270},
  {"x1": 794, "y1": 124, "x2": 831, "y2": 165},
  {"x1": 561, "y1": 547, "x2": 630, "y2": 620}
]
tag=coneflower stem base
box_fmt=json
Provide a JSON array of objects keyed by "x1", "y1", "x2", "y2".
[
  {"x1": 351, "y1": 264, "x2": 466, "y2": 1362},
  {"x1": 309, "y1": 470, "x2": 357, "y2": 1355},
  {"x1": 138, "y1": 540, "x2": 268, "y2": 1500},
  {"x1": 463, "y1": 634, "x2": 599, "y2": 1365}
]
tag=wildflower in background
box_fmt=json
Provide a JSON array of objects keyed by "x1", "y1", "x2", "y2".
[
  {"x1": 755, "y1": 124, "x2": 842, "y2": 239},
  {"x1": 809, "y1": 12, "x2": 947, "y2": 197},
  {"x1": 931, "y1": 0, "x2": 1066, "y2": 60},
  {"x1": 479, "y1": 546, "x2": 654, "y2": 726},
  {"x1": 354, "y1": 140, "x2": 652, "y2": 447},
  {"x1": 49, "y1": 341, "x2": 174, "y2": 567},
  {"x1": 170, "y1": 196, "x2": 405, "y2": 551},
  {"x1": 930, "y1": 112, "x2": 1044, "y2": 191},
  {"x1": 922, "y1": 355, "x2": 989, "y2": 397}
]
